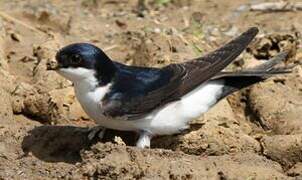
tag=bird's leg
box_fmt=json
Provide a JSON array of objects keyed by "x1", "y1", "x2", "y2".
[
  {"x1": 88, "y1": 126, "x2": 106, "y2": 140},
  {"x1": 136, "y1": 130, "x2": 152, "y2": 148}
]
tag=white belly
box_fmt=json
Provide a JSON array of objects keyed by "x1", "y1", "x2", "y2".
[
  {"x1": 144, "y1": 80, "x2": 225, "y2": 135},
  {"x1": 75, "y1": 80, "x2": 225, "y2": 135}
]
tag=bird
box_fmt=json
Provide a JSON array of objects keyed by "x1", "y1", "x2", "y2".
[{"x1": 47, "y1": 27, "x2": 292, "y2": 148}]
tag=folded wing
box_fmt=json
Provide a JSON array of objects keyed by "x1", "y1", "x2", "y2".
[{"x1": 102, "y1": 27, "x2": 259, "y2": 119}]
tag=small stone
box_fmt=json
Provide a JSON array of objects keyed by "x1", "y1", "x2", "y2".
[
  {"x1": 10, "y1": 33, "x2": 21, "y2": 42},
  {"x1": 153, "y1": 28, "x2": 161, "y2": 34},
  {"x1": 114, "y1": 136, "x2": 126, "y2": 146}
]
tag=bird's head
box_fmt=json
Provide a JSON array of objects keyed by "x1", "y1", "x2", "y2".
[{"x1": 48, "y1": 43, "x2": 116, "y2": 84}]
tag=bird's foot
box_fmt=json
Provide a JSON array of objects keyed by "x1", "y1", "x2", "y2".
[
  {"x1": 88, "y1": 126, "x2": 106, "y2": 140},
  {"x1": 136, "y1": 130, "x2": 152, "y2": 148}
]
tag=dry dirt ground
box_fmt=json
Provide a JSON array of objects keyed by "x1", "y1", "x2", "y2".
[{"x1": 0, "y1": 0, "x2": 301, "y2": 179}]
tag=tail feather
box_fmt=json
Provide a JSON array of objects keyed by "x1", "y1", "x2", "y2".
[
  {"x1": 215, "y1": 52, "x2": 293, "y2": 99},
  {"x1": 248, "y1": 52, "x2": 288, "y2": 71}
]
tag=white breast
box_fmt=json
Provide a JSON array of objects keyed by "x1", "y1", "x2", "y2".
[
  {"x1": 74, "y1": 79, "x2": 134, "y2": 130},
  {"x1": 74, "y1": 82, "x2": 111, "y2": 119}
]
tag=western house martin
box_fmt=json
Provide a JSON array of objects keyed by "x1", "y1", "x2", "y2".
[{"x1": 47, "y1": 27, "x2": 292, "y2": 148}]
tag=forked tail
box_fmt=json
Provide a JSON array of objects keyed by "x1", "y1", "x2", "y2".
[{"x1": 213, "y1": 52, "x2": 294, "y2": 99}]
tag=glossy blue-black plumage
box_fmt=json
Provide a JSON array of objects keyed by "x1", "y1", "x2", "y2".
[
  {"x1": 56, "y1": 43, "x2": 176, "y2": 117},
  {"x1": 56, "y1": 43, "x2": 173, "y2": 89},
  {"x1": 111, "y1": 62, "x2": 172, "y2": 97},
  {"x1": 101, "y1": 63, "x2": 175, "y2": 118},
  {"x1": 56, "y1": 43, "x2": 116, "y2": 85}
]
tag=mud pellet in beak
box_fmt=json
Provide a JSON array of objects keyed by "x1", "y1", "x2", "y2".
[{"x1": 46, "y1": 58, "x2": 59, "y2": 70}]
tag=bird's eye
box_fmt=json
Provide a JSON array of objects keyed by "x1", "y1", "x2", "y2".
[{"x1": 71, "y1": 54, "x2": 82, "y2": 64}]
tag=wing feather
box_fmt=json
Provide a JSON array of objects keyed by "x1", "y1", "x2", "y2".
[{"x1": 102, "y1": 27, "x2": 259, "y2": 119}]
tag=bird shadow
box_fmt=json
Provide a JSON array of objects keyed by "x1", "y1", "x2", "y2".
[
  {"x1": 21, "y1": 124, "x2": 198, "y2": 164},
  {"x1": 21, "y1": 125, "x2": 137, "y2": 164}
]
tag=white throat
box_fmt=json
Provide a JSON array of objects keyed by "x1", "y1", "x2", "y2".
[
  {"x1": 57, "y1": 67, "x2": 111, "y2": 112},
  {"x1": 58, "y1": 67, "x2": 99, "y2": 90},
  {"x1": 58, "y1": 67, "x2": 112, "y2": 121}
]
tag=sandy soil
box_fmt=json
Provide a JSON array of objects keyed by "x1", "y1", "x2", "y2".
[{"x1": 0, "y1": 0, "x2": 301, "y2": 179}]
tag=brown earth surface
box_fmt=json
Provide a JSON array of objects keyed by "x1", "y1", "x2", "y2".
[{"x1": 0, "y1": 0, "x2": 301, "y2": 179}]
